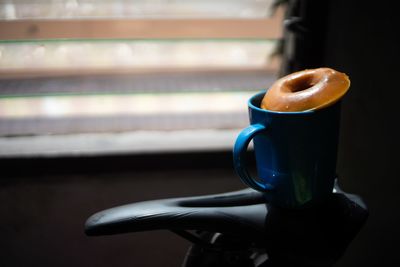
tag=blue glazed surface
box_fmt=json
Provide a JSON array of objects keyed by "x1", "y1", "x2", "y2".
[{"x1": 233, "y1": 91, "x2": 341, "y2": 208}]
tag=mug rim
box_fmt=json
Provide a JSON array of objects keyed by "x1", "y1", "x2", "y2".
[{"x1": 248, "y1": 91, "x2": 315, "y2": 115}]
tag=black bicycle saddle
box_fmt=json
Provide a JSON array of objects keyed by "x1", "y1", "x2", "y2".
[
  {"x1": 85, "y1": 181, "x2": 368, "y2": 266},
  {"x1": 85, "y1": 181, "x2": 367, "y2": 241}
]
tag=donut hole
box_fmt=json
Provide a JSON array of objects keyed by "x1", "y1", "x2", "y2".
[{"x1": 288, "y1": 74, "x2": 318, "y2": 92}]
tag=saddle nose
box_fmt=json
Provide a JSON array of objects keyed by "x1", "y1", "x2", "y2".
[{"x1": 85, "y1": 188, "x2": 267, "y2": 238}]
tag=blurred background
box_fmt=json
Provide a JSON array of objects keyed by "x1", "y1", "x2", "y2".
[
  {"x1": 0, "y1": 0, "x2": 282, "y2": 153},
  {"x1": 1, "y1": 0, "x2": 399, "y2": 266}
]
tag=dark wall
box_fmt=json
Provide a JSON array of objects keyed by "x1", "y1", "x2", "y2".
[
  {"x1": 1, "y1": 153, "x2": 245, "y2": 267},
  {"x1": 322, "y1": 1, "x2": 400, "y2": 266}
]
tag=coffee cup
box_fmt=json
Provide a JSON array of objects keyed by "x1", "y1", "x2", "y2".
[{"x1": 233, "y1": 91, "x2": 341, "y2": 209}]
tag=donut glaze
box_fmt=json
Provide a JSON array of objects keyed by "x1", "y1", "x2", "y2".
[{"x1": 261, "y1": 68, "x2": 350, "y2": 112}]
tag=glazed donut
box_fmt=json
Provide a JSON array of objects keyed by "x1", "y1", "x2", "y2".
[{"x1": 261, "y1": 68, "x2": 350, "y2": 112}]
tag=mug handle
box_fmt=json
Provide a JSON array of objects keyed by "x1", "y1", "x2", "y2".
[{"x1": 233, "y1": 124, "x2": 274, "y2": 192}]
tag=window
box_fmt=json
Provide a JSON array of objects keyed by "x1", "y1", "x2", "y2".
[{"x1": 0, "y1": 0, "x2": 285, "y2": 156}]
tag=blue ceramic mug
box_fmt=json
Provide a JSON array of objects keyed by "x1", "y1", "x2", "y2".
[{"x1": 233, "y1": 91, "x2": 341, "y2": 209}]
